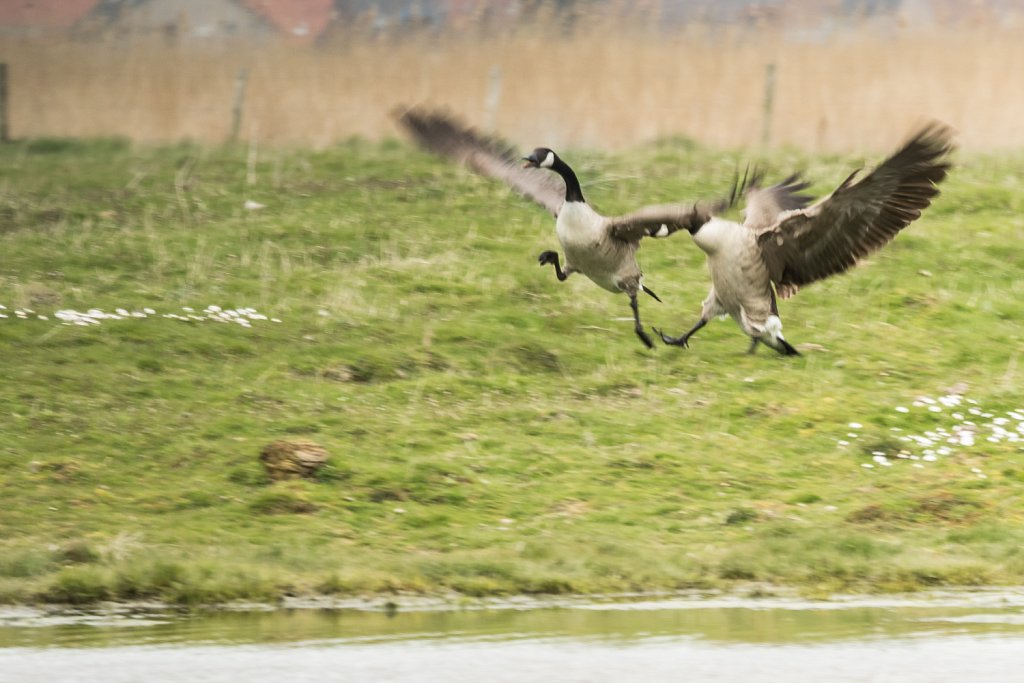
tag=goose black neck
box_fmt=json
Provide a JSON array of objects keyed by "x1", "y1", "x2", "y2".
[{"x1": 551, "y1": 157, "x2": 586, "y2": 203}]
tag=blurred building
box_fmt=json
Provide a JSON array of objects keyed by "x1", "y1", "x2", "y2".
[
  {"x1": 0, "y1": 0, "x2": 1019, "y2": 41},
  {"x1": 0, "y1": 0, "x2": 101, "y2": 35}
]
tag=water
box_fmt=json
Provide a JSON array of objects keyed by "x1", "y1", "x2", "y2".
[{"x1": 2, "y1": 591, "x2": 1024, "y2": 682}]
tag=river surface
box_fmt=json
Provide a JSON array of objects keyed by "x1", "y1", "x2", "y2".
[{"x1": 2, "y1": 590, "x2": 1024, "y2": 682}]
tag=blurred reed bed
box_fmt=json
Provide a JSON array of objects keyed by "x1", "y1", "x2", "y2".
[{"x1": 3, "y1": 9, "x2": 1024, "y2": 152}]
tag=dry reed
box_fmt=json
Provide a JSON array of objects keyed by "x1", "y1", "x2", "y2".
[{"x1": 4, "y1": 12, "x2": 1024, "y2": 152}]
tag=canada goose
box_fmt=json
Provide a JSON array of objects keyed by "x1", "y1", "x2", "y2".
[
  {"x1": 396, "y1": 107, "x2": 722, "y2": 349},
  {"x1": 653, "y1": 122, "x2": 954, "y2": 355}
]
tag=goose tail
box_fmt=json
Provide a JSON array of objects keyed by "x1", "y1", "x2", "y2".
[
  {"x1": 642, "y1": 284, "x2": 662, "y2": 303},
  {"x1": 762, "y1": 315, "x2": 800, "y2": 356},
  {"x1": 776, "y1": 337, "x2": 800, "y2": 356}
]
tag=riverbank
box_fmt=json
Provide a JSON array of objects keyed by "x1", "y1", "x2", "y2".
[
  {"x1": 1, "y1": 138, "x2": 1022, "y2": 607},
  {"x1": 6, "y1": 585, "x2": 1024, "y2": 623}
]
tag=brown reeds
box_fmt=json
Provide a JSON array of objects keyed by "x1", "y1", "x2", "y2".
[{"x1": 3, "y1": 12, "x2": 1024, "y2": 152}]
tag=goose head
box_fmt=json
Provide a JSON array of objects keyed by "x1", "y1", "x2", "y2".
[{"x1": 523, "y1": 147, "x2": 557, "y2": 169}]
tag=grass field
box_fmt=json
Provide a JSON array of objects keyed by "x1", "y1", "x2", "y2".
[{"x1": 0, "y1": 133, "x2": 1023, "y2": 606}]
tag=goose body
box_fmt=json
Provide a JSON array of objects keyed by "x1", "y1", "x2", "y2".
[
  {"x1": 397, "y1": 107, "x2": 722, "y2": 349},
  {"x1": 656, "y1": 122, "x2": 955, "y2": 355},
  {"x1": 693, "y1": 218, "x2": 778, "y2": 338},
  {"x1": 554, "y1": 201, "x2": 637, "y2": 294}
]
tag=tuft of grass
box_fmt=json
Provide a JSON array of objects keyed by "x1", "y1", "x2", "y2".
[
  {"x1": 40, "y1": 567, "x2": 112, "y2": 605},
  {"x1": 249, "y1": 488, "x2": 320, "y2": 515},
  {"x1": 34, "y1": 561, "x2": 281, "y2": 606},
  {"x1": 54, "y1": 540, "x2": 101, "y2": 565},
  {"x1": 0, "y1": 549, "x2": 56, "y2": 580}
]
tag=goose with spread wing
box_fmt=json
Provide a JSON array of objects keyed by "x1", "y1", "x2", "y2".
[
  {"x1": 653, "y1": 122, "x2": 954, "y2": 356},
  {"x1": 396, "y1": 107, "x2": 722, "y2": 349}
]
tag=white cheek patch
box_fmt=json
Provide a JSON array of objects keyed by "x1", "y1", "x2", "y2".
[
  {"x1": 655, "y1": 224, "x2": 670, "y2": 237},
  {"x1": 541, "y1": 151, "x2": 555, "y2": 168}
]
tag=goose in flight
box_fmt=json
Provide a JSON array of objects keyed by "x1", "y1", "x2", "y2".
[
  {"x1": 396, "y1": 107, "x2": 723, "y2": 349},
  {"x1": 653, "y1": 122, "x2": 954, "y2": 355}
]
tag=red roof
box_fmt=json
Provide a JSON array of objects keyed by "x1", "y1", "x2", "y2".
[
  {"x1": 0, "y1": 0, "x2": 100, "y2": 27},
  {"x1": 240, "y1": 0, "x2": 335, "y2": 39}
]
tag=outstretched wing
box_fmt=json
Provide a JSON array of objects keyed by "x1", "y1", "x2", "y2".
[
  {"x1": 742, "y1": 172, "x2": 814, "y2": 232},
  {"x1": 756, "y1": 122, "x2": 954, "y2": 297},
  {"x1": 606, "y1": 203, "x2": 714, "y2": 242},
  {"x1": 395, "y1": 106, "x2": 565, "y2": 217},
  {"x1": 606, "y1": 167, "x2": 762, "y2": 242}
]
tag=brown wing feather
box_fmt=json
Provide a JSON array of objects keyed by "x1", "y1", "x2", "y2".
[
  {"x1": 607, "y1": 203, "x2": 714, "y2": 242},
  {"x1": 743, "y1": 173, "x2": 814, "y2": 232},
  {"x1": 394, "y1": 106, "x2": 565, "y2": 217},
  {"x1": 757, "y1": 122, "x2": 954, "y2": 296},
  {"x1": 607, "y1": 168, "x2": 758, "y2": 242}
]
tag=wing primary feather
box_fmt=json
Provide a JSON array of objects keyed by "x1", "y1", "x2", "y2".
[
  {"x1": 741, "y1": 169, "x2": 814, "y2": 231},
  {"x1": 394, "y1": 105, "x2": 565, "y2": 217},
  {"x1": 756, "y1": 121, "x2": 955, "y2": 293}
]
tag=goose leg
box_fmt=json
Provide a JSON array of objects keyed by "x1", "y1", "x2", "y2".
[
  {"x1": 630, "y1": 294, "x2": 655, "y2": 349},
  {"x1": 747, "y1": 337, "x2": 760, "y2": 355},
  {"x1": 653, "y1": 317, "x2": 707, "y2": 348},
  {"x1": 538, "y1": 250, "x2": 570, "y2": 281}
]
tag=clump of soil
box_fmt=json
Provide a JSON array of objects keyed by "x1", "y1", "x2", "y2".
[{"x1": 259, "y1": 440, "x2": 329, "y2": 481}]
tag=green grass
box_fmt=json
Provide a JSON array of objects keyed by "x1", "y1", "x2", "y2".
[{"x1": 1, "y1": 136, "x2": 1023, "y2": 605}]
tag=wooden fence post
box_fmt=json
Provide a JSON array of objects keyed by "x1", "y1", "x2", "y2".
[
  {"x1": 0, "y1": 64, "x2": 9, "y2": 143},
  {"x1": 761, "y1": 63, "x2": 775, "y2": 148},
  {"x1": 484, "y1": 65, "x2": 502, "y2": 131},
  {"x1": 230, "y1": 67, "x2": 249, "y2": 143}
]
